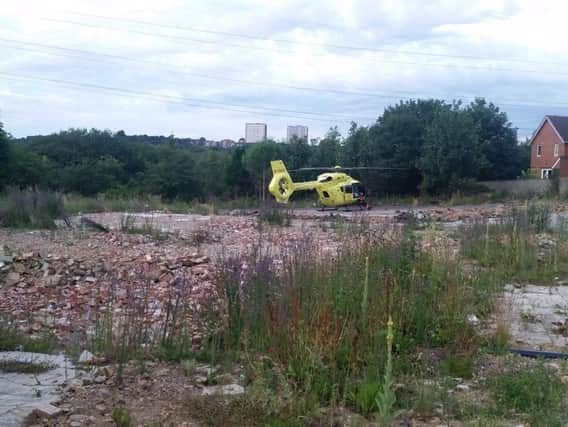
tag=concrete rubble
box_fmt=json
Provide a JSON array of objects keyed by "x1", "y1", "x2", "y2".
[{"x1": 0, "y1": 231, "x2": 222, "y2": 345}]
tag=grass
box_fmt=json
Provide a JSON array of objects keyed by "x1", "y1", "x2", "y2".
[
  {"x1": 441, "y1": 353, "x2": 474, "y2": 379},
  {"x1": 30, "y1": 197, "x2": 568, "y2": 424},
  {"x1": 0, "y1": 360, "x2": 54, "y2": 374},
  {"x1": 214, "y1": 224, "x2": 500, "y2": 416},
  {"x1": 257, "y1": 207, "x2": 292, "y2": 226},
  {"x1": 367, "y1": 190, "x2": 510, "y2": 207},
  {"x1": 64, "y1": 193, "x2": 192, "y2": 214},
  {"x1": 0, "y1": 319, "x2": 55, "y2": 353},
  {"x1": 119, "y1": 213, "x2": 168, "y2": 240},
  {"x1": 112, "y1": 407, "x2": 135, "y2": 427},
  {"x1": 489, "y1": 362, "x2": 567, "y2": 426},
  {"x1": 64, "y1": 194, "x2": 267, "y2": 215},
  {"x1": 0, "y1": 187, "x2": 65, "y2": 228},
  {"x1": 460, "y1": 201, "x2": 568, "y2": 283}
]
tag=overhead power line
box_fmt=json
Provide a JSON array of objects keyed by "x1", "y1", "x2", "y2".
[
  {"x1": 0, "y1": 72, "x2": 538, "y2": 132},
  {"x1": 45, "y1": 18, "x2": 568, "y2": 77},
  {"x1": 2, "y1": 38, "x2": 568, "y2": 111},
  {"x1": 0, "y1": 72, "x2": 374, "y2": 124},
  {"x1": 66, "y1": 11, "x2": 568, "y2": 68}
]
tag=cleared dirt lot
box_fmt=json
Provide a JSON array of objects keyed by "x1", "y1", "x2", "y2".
[{"x1": 3, "y1": 204, "x2": 568, "y2": 426}]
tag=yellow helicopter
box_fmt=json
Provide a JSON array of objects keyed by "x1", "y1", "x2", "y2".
[{"x1": 268, "y1": 160, "x2": 385, "y2": 209}]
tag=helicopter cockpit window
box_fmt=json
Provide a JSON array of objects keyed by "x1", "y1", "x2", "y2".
[
  {"x1": 322, "y1": 191, "x2": 330, "y2": 198},
  {"x1": 343, "y1": 185, "x2": 353, "y2": 194},
  {"x1": 319, "y1": 176, "x2": 333, "y2": 182},
  {"x1": 353, "y1": 184, "x2": 366, "y2": 197}
]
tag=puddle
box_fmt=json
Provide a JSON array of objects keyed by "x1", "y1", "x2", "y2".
[
  {"x1": 0, "y1": 352, "x2": 75, "y2": 427},
  {"x1": 503, "y1": 284, "x2": 568, "y2": 350}
]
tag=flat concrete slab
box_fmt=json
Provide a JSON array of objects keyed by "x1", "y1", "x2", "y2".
[
  {"x1": 0, "y1": 352, "x2": 75, "y2": 427},
  {"x1": 503, "y1": 284, "x2": 568, "y2": 350}
]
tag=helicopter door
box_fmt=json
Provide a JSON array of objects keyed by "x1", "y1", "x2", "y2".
[{"x1": 342, "y1": 185, "x2": 353, "y2": 203}]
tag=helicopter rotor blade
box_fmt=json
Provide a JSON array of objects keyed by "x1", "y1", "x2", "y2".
[{"x1": 290, "y1": 166, "x2": 407, "y2": 172}]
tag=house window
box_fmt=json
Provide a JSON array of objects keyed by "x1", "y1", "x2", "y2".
[
  {"x1": 541, "y1": 169, "x2": 553, "y2": 179},
  {"x1": 554, "y1": 144, "x2": 559, "y2": 157},
  {"x1": 537, "y1": 145, "x2": 542, "y2": 157}
]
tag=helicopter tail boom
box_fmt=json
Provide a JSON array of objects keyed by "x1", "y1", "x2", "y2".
[{"x1": 269, "y1": 160, "x2": 320, "y2": 203}]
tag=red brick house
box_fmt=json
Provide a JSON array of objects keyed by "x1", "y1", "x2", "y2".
[{"x1": 530, "y1": 115, "x2": 568, "y2": 179}]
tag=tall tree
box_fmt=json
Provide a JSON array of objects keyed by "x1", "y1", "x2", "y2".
[
  {"x1": 313, "y1": 127, "x2": 341, "y2": 167},
  {"x1": 145, "y1": 148, "x2": 200, "y2": 201},
  {"x1": 419, "y1": 107, "x2": 487, "y2": 194},
  {"x1": 466, "y1": 98, "x2": 523, "y2": 180},
  {"x1": 225, "y1": 147, "x2": 253, "y2": 198},
  {"x1": 341, "y1": 122, "x2": 370, "y2": 166},
  {"x1": 367, "y1": 99, "x2": 447, "y2": 194},
  {"x1": 286, "y1": 136, "x2": 312, "y2": 170},
  {"x1": 0, "y1": 122, "x2": 9, "y2": 190},
  {"x1": 242, "y1": 141, "x2": 284, "y2": 201}
]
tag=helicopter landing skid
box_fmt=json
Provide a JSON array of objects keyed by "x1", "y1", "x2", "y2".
[{"x1": 317, "y1": 204, "x2": 370, "y2": 212}]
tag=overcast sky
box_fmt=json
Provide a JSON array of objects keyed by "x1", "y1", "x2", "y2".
[{"x1": 1, "y1": 0, "x2": 567, "y2": 140}]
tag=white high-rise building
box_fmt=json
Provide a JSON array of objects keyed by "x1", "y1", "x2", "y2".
[
  {"x1": 287, "y1": 125, "x2": 308, "y2": 142},
  {"x1": 245, "y1": 123, "x2": 267, "y2": 143}
]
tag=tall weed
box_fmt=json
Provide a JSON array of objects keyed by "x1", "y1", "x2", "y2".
[
  {"x1": 0, "y1": 187, "x2": 65, "y2": 228},
  {"x1": 216, "y1": 226, "x2": 496, "y2": 412}
]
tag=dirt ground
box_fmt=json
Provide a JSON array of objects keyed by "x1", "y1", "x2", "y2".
[{"x1": 2, "y1": 204, "x2": 568, "y2": 426}]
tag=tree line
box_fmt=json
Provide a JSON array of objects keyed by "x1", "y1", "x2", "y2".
[{"x1": 0, "y1": 98, "x2": 530, "y2": 201}]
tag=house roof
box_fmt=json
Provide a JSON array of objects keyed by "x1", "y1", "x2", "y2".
[
  {"x1": 530, "y1": 115, "x2": 568, "y2": 144},
  {"x1": 547, "y1": 116, "x2": 568, "y2": 143}
]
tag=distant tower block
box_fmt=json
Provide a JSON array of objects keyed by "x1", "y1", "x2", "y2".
[
  {"x1": 287, "y1": 125, "x2": 308, "y2": 142},
  {"x1": 245, "y1": 123, "x2": 267, "y2": 143}
]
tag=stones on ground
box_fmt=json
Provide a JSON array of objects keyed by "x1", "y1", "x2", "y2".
[
  {"x1": 78, "y1": 350, "x2": 95, "y2": 364},
  {"x1": 454, "y1": 384, "x2": 470, "y2": 392},
  {"x1": 201, "y1": 383, "x2": 244, "y2": 396},
  {"x1": 0, "y1": 239, "x2": 221, "y2": 346},
  {"x1": 4, "y1": 272, "x2": 20, "y2": 287},
  {"x1": 68, "y1": 414, "x2": 89, "y2": 427},
  {"x1": 30, "y1": 403, "x2": 62, "y2": 417},
  {"x1": 79, "y1": 217, "x2": 109, "y2": 233},
  {"x1": 467, "y1": 314, "x2": 479, "y2": 326}
]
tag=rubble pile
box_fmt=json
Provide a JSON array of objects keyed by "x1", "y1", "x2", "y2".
[
  {"x1": 424, "y1": 205, "x2": 511, "y2": 223},
  {"x1": 0, "y1": 232, "x2": 223, "y2": 345}
]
